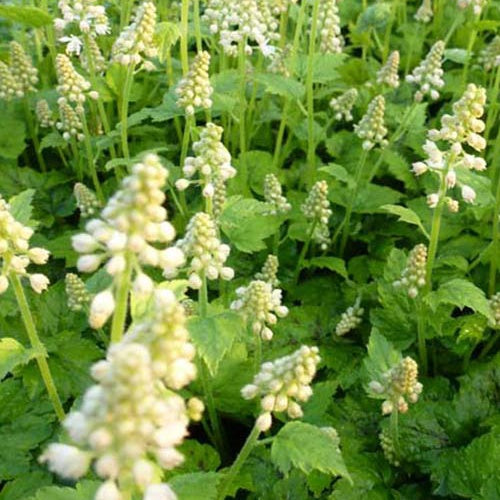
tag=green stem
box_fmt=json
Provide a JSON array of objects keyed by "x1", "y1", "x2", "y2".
[
  {"x1": 198, "y1": 274, "x2": 225, "y2": 453},
  {"x1": 304, "y1": 0, "x2": 320, "y2": 188},
  {"x1": 120, "y1": 0, "x2": 134, "y2": 30},
  {"x1": 339, "y1": 149, "x2": 369, "y2": 255},
  {"x1": 120, "y1": 65, "x2": 135, "y2": 159},
  {"x1": 24, "y1": 97, "x2": 46, "y2": 172},
  {"x1": 110, "y1": 254, "x2": 132, "y2": 343},
  {"x1": 238, "y1": 40, "x2": 249, "y2": 195},
  {"x1": 462, "y1": 13, "x2": 480, "y2": 89},
  {"x1": 488, "y1": 162, "x2": 500, "y2": 296},
  {"x1": 217, "y1": 423, "x2": 261, "y2": 500},
  {"x1": 485, "y1": 66, "x2": 500, "y2": 145},
  {"x1": 10, "y1": 273, "x2": 65, "y2": 421},
  {"x1": 425, "y1": 186, "x2": 446, "y2": 289},
  {"x1": 390, "y1": 408, "x2": 399, "y2": 454},
  {"x1": 193, "y1": 0, "x2": 202, "y2": 52},
  {"x1": 80, "y1": 113, "x2": 104, "y2": 203},
  {"x1": 415, "y1": 297, "x2": 428, "y2": 375},
  {"x1": 180, "y1": 0, "x2": 190, "y2": 75},
  {"x1": 478, "y1": 330, "x2": 500, "y2": 360},
  {"x1": 293, "y1": 220, "x2": 317, "y2": 284}
]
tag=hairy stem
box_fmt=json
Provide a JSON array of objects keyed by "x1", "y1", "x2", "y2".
[
  {"x1": 10, "y1": 273, "x2": 65, "y2": 421},
  {"x1": 217, "y1": 423, "x2": 261, "y2": 500},
  {"x1": 120, "y1": 65, "x2": 135, "y2": 159},
  {"x1": 180, "y1": 0, "x2": 190, "y2": 75}
]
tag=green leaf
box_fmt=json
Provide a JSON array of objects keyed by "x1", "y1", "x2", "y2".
[
  {"x1": 0, "y1": 113, "x2": 26, "y2": 159},
  {"x1": 154, "y1": 22, "x2": 180, "y2": 63},
  {"x1": 219, "y1": 196, "x2": 282, "y2": 253},
  {"x1": 304, "y1": 257, "x2": 348, "y2": 279},
  {"x1": 0, "y1": 5, "x2": 52, "y2": 27},
  {"x1": 319, "y1": 163, "x2": 355, "y2": 189},
  {"x1": 187, "y1": 312, "x2": 244, "y2": 375},
  {"x1": 9, "y1": 189, "x2": 36, "y2": 227},
  {"x1": 39, "y1": 131, "x2": 66, "y2": 152},
  {"x1": 444, "y1": 48, "x2": 468, "y2": 64},
  {"x1": 170, "y1": 472, "x2": 220, "y2": 500},
  {"x1": 271, "y1": 421, "x2": 350, "y2": 480},
  {"x1": 0, "y1": 338, "x2": 31, "y2": 379},
  {"x1": 254, "y1": 73, "x2": 305, "y2": 100},
  {"x1": 425, "y1": 279, "x2": 492, "y2": 320},
  {"x1": 363, "y1": 329, "x2": 401, "y2": 383},
  {"x1": 26, "y1": 481, "x2": 99, "y2": 500},
  {"x1": 381, "y1": 204, "x2": 429, "y2": 239}
]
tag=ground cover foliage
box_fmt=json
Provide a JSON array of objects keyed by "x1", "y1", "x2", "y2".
[{"x1": 0, "y1": 0, "x2": 499, "y2": 498}]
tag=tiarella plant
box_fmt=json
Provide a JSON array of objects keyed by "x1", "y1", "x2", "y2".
[{"x1": 0, "y1": 0, "x2": 499, "y2": 499}]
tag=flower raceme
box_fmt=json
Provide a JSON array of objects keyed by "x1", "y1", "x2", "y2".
[
  {"x1": 176, "y1": 51, "x2": 213, "y2": 116},
  {"x1": 317, "y1": 0, "x2": 344, "y2": 54},
  {"x1": 335, "y1": 300, "x2": 364, "y2": 336},
  {"x1": 368, "y1": 357, "x2": 423, "y2": 415},
  {"x1": 406, "y1": 40, "x2": 445, "y2": 102},
  {"x1": 0, "y1": 196, "x2": 50, "y2": 295},
  {"x1": 263, "y1": 174, "x2": 291, "y2": 216},
  {"x1": 176, "y1": 211, "x2": 233, "y2": 289},
  {"x1": 176, "y1": 123, "x2": 236, "y2": 203},
  {"x1": 255, "y1": 254, "x2": 280, "y2": 287},
  {"x1": 377, "y1": 51, "x2": 400, "y2": 88},
  {"x1": 72, "y1": 154, "x2": 185, "y2": 328},
  {"x1": 329, "y1": 88, "x2": 358, "y2": 122},
  {"x1": 112, "y1": 1, "x2": 157, "y2": 67},
  {"x1": 412, "y1": 84, "x2": 487, "y2": 211},
  {"x1": 393, "y1": 244, "x2": 428, "y2": 298},
  {"x1": 231, "y1": 279, "x2": 289, "y2": 341},
  {"x1": 301, "y1": 180, "x2": 332, "y2": 250},
  {"x1": 242, "y1": 346, "x2": 321, "y2": 430},
  {"x1": 354, "y1": 95, "x2": 388, "y2": 150}
]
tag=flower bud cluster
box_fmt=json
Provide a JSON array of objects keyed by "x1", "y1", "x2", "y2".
[
  {"x1": 56, "y1": 54, "x2": 91, "y2": 106},
  {"x1": 406, "y1": 40, "x2": 445, "y2": 102},
  {"x1": 301, "y1": 180, "x2": 332, "y2": 250},
  {"x1": 263, "y1": 174, "x2": 291, "y2": 215},
  {"x1": 211, "y1": 176, "x2": 227, "y2": 218},
  {"x1": 55, "y1": 0, "x2": 110, "y2": 42},
  {"x1": 202, "y1": 0, "x2": 280, "y2": 57},
  {"x1": 57, "y1": 97, "x2": 85, "y2": 141},
  {"x1": 335, "y1": 300, "x2": 364, "y2": 336},
  {"x1": 457, "y1": 0, "x2": 487, "y2": 15},
  {"x1": 41, "y1": 342, "x2": 188, "y2": 499},
  {"x1": 379, "y1": 429, "x2": 399, "y2": 466},
  {"x1": 429, "y1": 84, "x2": 486, "y2": 151},
  {"x1": 368, "y1": 356, "x2": 423, "y2": 415},
  {"x1": 65, "y1": 273, "x2": 90, "y2": 311},
  {"x1": 270, "y1": 0, "x2": 297, "y2": 15},
  {"x1": 0, "y1": 62, "x2": 24, "y2": 101},
  {"x1": 415, "y1": 0, "x2": 433, "y2": 22},
  {"x1": 112, "y1": 2, "x2": 157, "y2": 66},
  {"x1": 9, "y1": 41, "x2": 39, "y2": 94},
  {"x1": 478, "y1": 36, "x2": 500, "y2": 71},
  {"x1": 74, "y1": 182, "x2": 101, "y2": 218},
  {"x1": 329, "y1": 88, "x2": 358, "y2": 121},
  {"x1": 317, "y1": 0, "x2": 344, "y2": 54},
  {"x1": 176, "y1": 212, "x2": 233, "y2": 289},
  {"x1": 241, "y1": 346, "x2": 320, "y2": 429},
  {"x1": 488, "y1": 292, "x2": 500, "y2": 329},
  {"x1": 36, "y1": 100, "x2": 55, "y2": 128},
  {"x1": 0, "y1": 196, "x2": 50, "y2": 295},
  {"x1": 81, "y1": 35, "x2": 106, "y2": 74},
  {"x1": 377, "y1": 51, "x2": 400, "y2": 88},
  {"x1": 73, "y1": 154, "x2": 185, "y2": 328},
  {"x1": 177, "y1": 123, "x2": 236, "y2": 200},
  {"x1": 354, "y1": 95, "x2": 388, "y2": 150},
  {"x1": 413, "y1": 84, "x2": 487, "y2": 210},
  {"x1": 123, "y1": 289, "x2": 197, "y2": 390},
  {"x1": 231, "y1": 280, "x2": 288, "y2": 341},
  {"x1": 255, "y1": 254, "x2": 279, "y2": 287},
  {"x1": 176, "y1": 51, "x2": 213, "y2": 115},
  {"x1": 393, "y1": 244, "x2": 427, "y2": 298}
]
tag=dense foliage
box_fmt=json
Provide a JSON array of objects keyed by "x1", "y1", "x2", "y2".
[{"x1": 0, "y1": 0, "x2": 499, "y2": 499}]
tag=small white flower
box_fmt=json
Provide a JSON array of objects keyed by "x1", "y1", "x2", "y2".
[
  {"x1": 89, "y1": 289, "x2": 115, "y2": 329},
  {"x1": 39, "y1": 444, "x2": 91, "y2": 480},
  {"x1": 29, "y1": 273, "x2": 50, "y2": 293},
  {"x1": 0, "y1": 275, "x2": 9, "y2": 294},
  {"x1": 59, "y1": 35, "x2": 83, "y2": 55},
  {"x1": 144, "y1": 483, "x2": 177, "y2": 500},
  {"x1": 461, "y1": 185, "x2": 476, "y2": 204},
  {"x1": 427, "y1": 193, "x2": 440, "y2": 208},
  {"x1": 77, "y1": 254, "x2": 102, "y2": 273},
  {"x1": 175, "y1": 179, "x2": 190, "y2": 191},
  {"x1": 28, "y1": 247, "x2": 50, "y2": 264},
  {"x1": 95, "y1": 481, "x2": 122, "y2": 500},
  {"x1": 256, "y1": 412, "x2": 272, "y2": 432}
]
